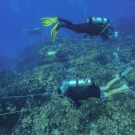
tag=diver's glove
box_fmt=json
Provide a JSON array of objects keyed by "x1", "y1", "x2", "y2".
[
  {"x1": 100, "y1": 25, "x2": 114, "y2": 41},
  {"x1": 100, "y1": 31, "x2": 110, "y2": 41}
]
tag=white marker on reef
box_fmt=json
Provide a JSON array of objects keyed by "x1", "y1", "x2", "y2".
[
  {"x1": 117, "y1": 47, "x2": 120, "y2": 51},
  {"x1": 113, "y1": 52, "x2": 118, "y2": 60},
  {"x1": 114, "y1": 32, "x2": 118, "y2": 38}
]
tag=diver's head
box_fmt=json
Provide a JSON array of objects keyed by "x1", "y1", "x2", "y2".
[{"x1": 58, "y1": 80, "x2": 69, "y2": 97}]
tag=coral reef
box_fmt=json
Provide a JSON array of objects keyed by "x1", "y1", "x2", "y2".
[{"x1": 0, "y1": 35, "x2": 135, "y2": 135}]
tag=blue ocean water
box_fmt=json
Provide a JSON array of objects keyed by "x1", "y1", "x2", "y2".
[
  {"x1": 0, "y1": 0, "x2": 134, "y2": 64},
  {"x1": 0, "y1": 1, "x2": 135, "y2": 134}
]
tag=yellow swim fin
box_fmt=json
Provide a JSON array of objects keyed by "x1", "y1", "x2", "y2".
[
  {"x1": 40, "y1": 17, "x2": 59, "y2": 26},
  {"x1": 51, "y1": 23, "x2": 60, "y2": 38}
]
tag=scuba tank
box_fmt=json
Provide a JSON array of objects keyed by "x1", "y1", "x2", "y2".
[
  {"x1": 87, "y1": 17, "x2": 109, "y2": 25},
  {"x1": 60, "y1": 78, "x2": 95, "y2": 94},
  {"x1": 68, "y1": 78, "x2": 94, "y2": 87}
]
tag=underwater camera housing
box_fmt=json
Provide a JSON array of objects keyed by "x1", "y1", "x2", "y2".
[
  {"x1": 87, "y1": 17, "x2": 109, "y2": 25},
  {"x1": 60, "y1": 78, "x2": 95, "y2": 95}
]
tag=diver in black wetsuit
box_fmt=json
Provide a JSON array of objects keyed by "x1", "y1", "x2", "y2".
[
  {"x1": 40, "y1": 17, "x2": 114, "y2": 41},
  {"x1": 58, "y1": 78, "x2": 101, "y2": 108},
  {"x1": 57, "y1": 73, "x2": 132, "y2": 108},
  {"x1": 23, "y1": 27, "x2": 43, "y2": 35}
]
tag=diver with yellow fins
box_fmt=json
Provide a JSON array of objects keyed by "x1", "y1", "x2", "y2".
[{"x1": 40, "y1": 17, "x2": 114, "y2": 41}]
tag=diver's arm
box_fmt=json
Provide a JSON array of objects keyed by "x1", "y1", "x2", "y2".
[{"x1": 67, "y1": 89, "x2": 81, "y2": 108}]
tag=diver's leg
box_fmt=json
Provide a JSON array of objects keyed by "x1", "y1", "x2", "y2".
[
  {"x1": 58, "y1": 23, "x2": 92, "y2": 33},
  {"x1": 58, "y1": 17, "x2": 93, "y2": 33},
  {"x1": 51, "y1": 22, "x2": 92, "y2": 38},
  {"x1": 104, "y1": 84, "x2": 130, "y2": 97},
  {"x1": 58, "y1": 18, "x2": 73, "y2": 25},
  {"x1": 100, "y1": 77, "x2": 120, "y2": 91}
]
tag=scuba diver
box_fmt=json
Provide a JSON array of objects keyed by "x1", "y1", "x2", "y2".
[
  {"x1": 40, "y1": 17, "x2": 114, "y2": 41},
  {"x1": 23, "y1": 27, "x2": 43, "y2": 35},
  {"x1": 57, "y1": 66, "x2": 133, "y2": 108}
]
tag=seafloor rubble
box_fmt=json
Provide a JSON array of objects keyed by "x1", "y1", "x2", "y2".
[{"x1": 0, "y1": 36, "x2": 135, "y2": 135}]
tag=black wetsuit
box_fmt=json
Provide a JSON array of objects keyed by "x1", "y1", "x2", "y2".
[
  {"x1": 58, "y1": 18, "x2": 112, "y2": 40},
  {"x1": 66, "y1": 85, "x2": 101, "y2": 108}
]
